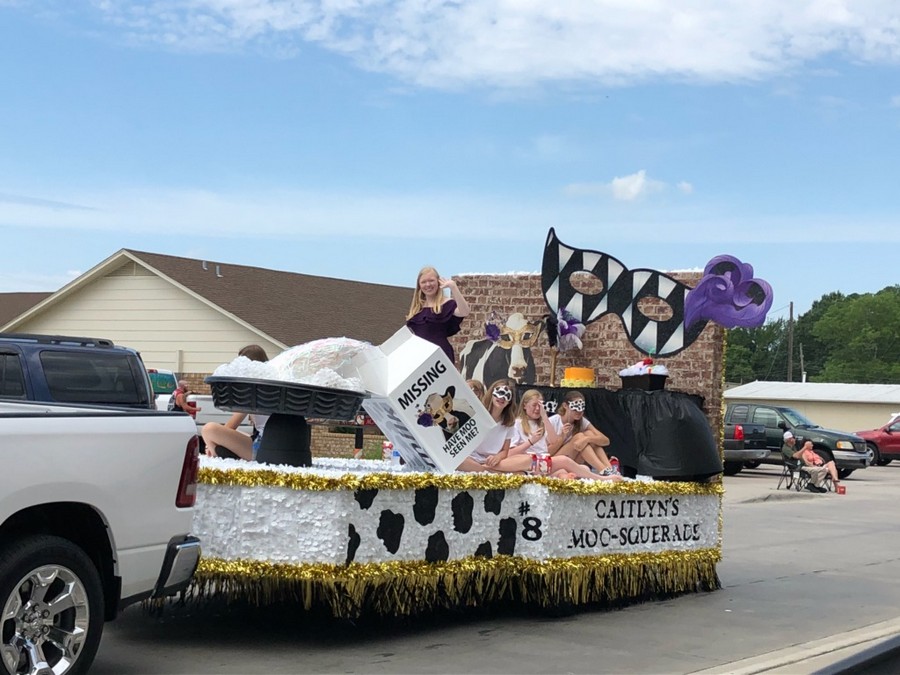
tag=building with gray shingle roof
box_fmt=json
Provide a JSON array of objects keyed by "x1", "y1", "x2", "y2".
[{"x1": 1, "y1": 249, "x2": 413, "y2": 376}]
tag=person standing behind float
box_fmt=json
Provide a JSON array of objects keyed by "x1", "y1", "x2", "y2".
[
  {"x1": 202, "y1": 344, "x2": 270, "y2": 461},
  {"x1": 405, "y1": 266, "x2": 470, "y2": 364},
  {"x1": 170, "y1": 379, "x2": 199, "y2": 418}
]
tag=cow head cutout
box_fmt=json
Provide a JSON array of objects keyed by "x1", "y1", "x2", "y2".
[{"x1": 460, "y1": 312, "x2": 544, "y2": 385}]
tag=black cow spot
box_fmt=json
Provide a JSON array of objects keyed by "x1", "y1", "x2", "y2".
[
  {"x1": 474, "y1": 541, "x2": 493, "y2": 559},
  {"x1": 354, "y1": 488, "x2": 379, "y2": 510},
  {"x1": 425, "y1": 531, "x2": 449, "y2": 562},
  {"x1": 346, "y1": 523, "x2": 361, "y2": 564},
  {"x1": 484, "y1": 489, "x2": 505, "y2": 515},
  {"x1": 451, "y1": 492, "x2": 474, "y2": 534},
  {"x1": 413, "y1": 486, "x2": 439, "y2": 525},
  {"x1": 377, "y1": 510, "x2": 405, "y2": 554},
  {"x1": 497, "y1": 517, "x2": 517, "y2": 555}
]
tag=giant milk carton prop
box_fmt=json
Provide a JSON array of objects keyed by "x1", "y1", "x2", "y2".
[{"x1": 353, "y1": 328, "x2": 495, "y2": 473}]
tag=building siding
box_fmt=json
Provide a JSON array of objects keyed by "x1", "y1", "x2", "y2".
[{"x1": 13, "y1": 263, "x2": 283, "y2": 373}]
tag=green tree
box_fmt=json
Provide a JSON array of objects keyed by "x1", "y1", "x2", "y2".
[
  {"x1": 792, "y1": 291, "x2": 848, "y2": 381},
  {"x1": 814, "y1": 286, "x2": 900, "y2": 383},
  {"x1": 725, "y1": 318, "x2": 787, "y2": 383}
]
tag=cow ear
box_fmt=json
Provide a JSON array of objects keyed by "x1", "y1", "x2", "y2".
[{"x1": 445, "y1": 385, "x2": 456, "y2": 399}]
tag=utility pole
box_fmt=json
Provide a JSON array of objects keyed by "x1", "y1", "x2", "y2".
[{"x1": 786, "y1": 302, "x2": 794, "y2": 382}]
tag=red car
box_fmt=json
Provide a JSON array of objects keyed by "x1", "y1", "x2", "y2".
[{"x1": 856, "y1": 413, "x2": 900, "y2": 466}]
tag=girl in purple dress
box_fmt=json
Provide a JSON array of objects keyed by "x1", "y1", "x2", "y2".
[{"x1": 405, "y1": 266, "x2": 471, "y2": 364}]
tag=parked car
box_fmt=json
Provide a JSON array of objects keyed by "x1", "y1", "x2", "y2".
[
  {"x1": 1, "y1": 359, "x2": 201, "y2": 674},
  {"x1": 0, "y1": 333, "x2": 155, "y2": 409},
  {"x1": 724, "y1": 402, "x2": 868, "y2": 479},
  {"x1": 148, "y1": 367, "x2": 178, "y2": 410},
  {"x1": 722, "y1": 417, "x2": 768, "y2": 476},
  {"x1": 855, "y1": 413, "x2": 900, "y2": 466}
]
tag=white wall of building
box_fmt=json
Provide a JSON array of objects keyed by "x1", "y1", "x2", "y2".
[{"x1": 15, "y1": 261, "x2": 284, "y2": 373}]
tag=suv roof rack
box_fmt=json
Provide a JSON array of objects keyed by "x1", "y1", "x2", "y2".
[{"x1": 0, "y1": 333, "x2": 116, "y2": 348}]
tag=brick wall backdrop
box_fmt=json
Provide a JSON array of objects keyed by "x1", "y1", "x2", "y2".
[
  {"x1": 450, "y1": 272, "x2": 725, "y2": 437},
  {"x1": 180, "y1": 271, "x2": 725, "y2": 458}
]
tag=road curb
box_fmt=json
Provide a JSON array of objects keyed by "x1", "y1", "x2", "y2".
[{"x1": 688, "y1": 616, "x2": 900, "y2": 674}]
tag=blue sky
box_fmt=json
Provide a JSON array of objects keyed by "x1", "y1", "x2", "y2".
[{"x1": 1, "y1": 1, "x2": 898, "y2": 321}]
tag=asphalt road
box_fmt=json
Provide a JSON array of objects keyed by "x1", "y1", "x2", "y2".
[{"x1": 92, "y1": 463, "x2": 900, "y2": 674}]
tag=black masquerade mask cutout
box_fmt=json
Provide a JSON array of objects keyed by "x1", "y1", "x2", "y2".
[
  {"x1": 541, "y1": 228, "x2": 773, "y2": 357},
  {"x1": 542, "y1": 228, "x2": 701, "y2": 356}
]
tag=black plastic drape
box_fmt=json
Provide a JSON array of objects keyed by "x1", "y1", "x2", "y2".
[{"x1": 534, "y1": 386, "x2": 722, "y2": 481}]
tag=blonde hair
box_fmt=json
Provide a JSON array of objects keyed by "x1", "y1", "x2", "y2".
[
  {"x1": 406, "y1": 266, "x2": 444, "y2": 319},
  {"x1": 467, "y1": 379, "x2": 486, "y2": 400},
  {"x1": 482, "y1": 379, "x2": 517, "y2": 427},
  {"x1": 517, "y1": 389, "x2": 545, "y2": 434}
]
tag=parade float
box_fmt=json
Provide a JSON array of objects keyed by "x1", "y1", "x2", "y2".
[{"x1": 188, "y1": 229, "x2": 773, "y2": 618}]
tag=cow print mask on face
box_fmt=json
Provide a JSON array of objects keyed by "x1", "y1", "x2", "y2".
[
  {"x1": 492, "y1": 386, "x2": 513, "y2": 402},
  {"x1": 542, "y1": 228, "x2": 706, "y2": 357},
  {"x1": 567, "y1": 399, "x2": 585, "y2": 412}
]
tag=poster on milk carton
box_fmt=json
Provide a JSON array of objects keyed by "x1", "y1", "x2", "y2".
[{"x1": 355, "y1": 328, "x2": 495, "y2": 473}]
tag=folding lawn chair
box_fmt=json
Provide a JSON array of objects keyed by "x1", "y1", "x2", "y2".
[{"x1": 776, "y1": 458, "x2": 811, "y2": 491}]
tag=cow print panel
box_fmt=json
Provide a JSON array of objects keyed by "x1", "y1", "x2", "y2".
[
  {"x1": 377, "y1": 510, "x2": 405, "y2": 554},
  {"x1": 497, "y1": 517, "x2": 517, "y2": 556},
  {"x1": 413, "y1": 486, "x2": 439, "y2": 525},
  {"x1": 346, "y1": 523, "x2": 361, "y2": 565},
  {"x1": 474, "y1": 541, "x2": 493, "y2": 559},
  {"x1": 425, "y1": 531, "x2": 450, "y2": 562},
  {"x1": 451, "y1": 492, "x2": 474, "y2": 534},
  {"x1": 484, "y1": 489, "x2": 505, "y2": 515},
  {"x1": 354, "y1": 488, "x2": 378, "y2": 510}
]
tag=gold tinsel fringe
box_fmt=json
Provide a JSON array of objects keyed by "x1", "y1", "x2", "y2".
[
  {"x1": 187, "y1": 550, "x2": 721, "y2": 618},
  {"x1": 199, "y1": 466, "x2": 724, "y2": 497}
]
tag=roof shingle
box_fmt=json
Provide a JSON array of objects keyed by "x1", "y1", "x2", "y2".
[{"x1": 127, "y1": 250, "x2": 413, "y2": 347}]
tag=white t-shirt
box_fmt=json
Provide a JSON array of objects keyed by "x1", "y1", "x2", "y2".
[
  {"x1": 547, "y1": 414, "x2": 591, "y2": 444},
  {"x1": 512, "y1": 417, "x2": 564, "y2": 455},
  {"x1": 469, "y1": 423, "x2": 516, "y2": 463}
]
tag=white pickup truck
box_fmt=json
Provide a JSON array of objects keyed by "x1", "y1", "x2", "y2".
[{"x1": 0, "y1": 400, "x2": 201, "y2": 675}]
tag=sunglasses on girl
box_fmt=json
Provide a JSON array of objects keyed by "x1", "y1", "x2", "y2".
[
  {"x1": 492, "y1": 386, "x2": 513, "y2": 402},
  {"x1": 567, "y1": 399, "x2": 586, "y2": 412}
]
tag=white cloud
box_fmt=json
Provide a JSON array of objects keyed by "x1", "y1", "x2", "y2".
[
  {"x1": 67, "y1": 1, "x2": 900, "y2": 88},
  {"x1": 890, "y1": 95, "x2": 900, "y2": 107},
  {"x1": 564, "y1": 170, "x2": 667, "y2": 201},
  {"x1": 677, "y1": 181, "x2": 694, "y2": 195},
  {"x1": 610, "y1": 170, "x2": 664, "y2": 201}
]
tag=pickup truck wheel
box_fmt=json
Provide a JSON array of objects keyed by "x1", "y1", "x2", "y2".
[
  {"x1": 865, "y1": 443, "x2": 880, "y2": 467},
  {"x1": 877, "y1": 458, "x2": 892, "y2": 466},
  {"x1": 743, "y1": 461, "x2": 762, "y2": 469},
  {"x1": 723, "y1": 461, "x2": 743, "y2": 476},
  {"x1": 837, "y1": 468, "x2": 855, "y2": 480},
  {"x1": 0, "y1": 535, "x2": 104, "y2": 675}
]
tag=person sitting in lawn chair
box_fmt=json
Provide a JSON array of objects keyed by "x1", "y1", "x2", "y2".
[{"x1": 782, "y1": 431, "x2": 829, "y2": 493}]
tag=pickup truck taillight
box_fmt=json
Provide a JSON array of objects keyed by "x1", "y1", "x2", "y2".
[
  {"x1": 176, "y1": 435, "x2": 200, "y2": 508},
  {"x1": 734, "y1": 424, "x2": 745, "y2": 441}
]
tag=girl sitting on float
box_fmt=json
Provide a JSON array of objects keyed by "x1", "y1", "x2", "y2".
[
  {"x1": 457, "y1": 386, "x2": 620, "y2": 481},
  {"x1": 549, "y1": 390, "x2": 620, "y2": 475}
]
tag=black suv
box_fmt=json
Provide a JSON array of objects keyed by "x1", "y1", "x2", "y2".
[{"x1": 0, "y1": 333, "x2": 155, "y2": 409}]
